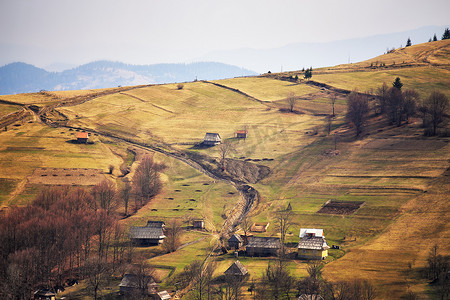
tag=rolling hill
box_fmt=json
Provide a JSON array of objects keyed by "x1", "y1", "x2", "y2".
[{"x1": 0, "y1": 40, "x2": 449, "y2": 299}]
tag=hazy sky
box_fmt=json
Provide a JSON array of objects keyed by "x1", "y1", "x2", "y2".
[{"x1": 1, "y1": 0, "x2": 449, "y2": 69}]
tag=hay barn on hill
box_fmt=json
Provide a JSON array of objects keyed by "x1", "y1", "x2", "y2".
[
  {"x1": 203, "y1": 133, "x2": 221, "y2": 146},
  {"x1": 76, "y1": 132, "x2": 89, "y2": 143},
  {"x1": 236, "y1": 130, "x2": 247, "y2": 138}
]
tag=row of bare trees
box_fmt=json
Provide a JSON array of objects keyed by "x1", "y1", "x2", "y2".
[
  {"x1": 0, "y1": 154, "x2": 165, "y2": 299},
  {"x1": 346, "y1": 78, "x2": 448, "y2": 137}
]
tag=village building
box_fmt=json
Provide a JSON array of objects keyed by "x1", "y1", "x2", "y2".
[
  {"x1": 250, "y1": 222, "x2": 270, "y2": 233},
  {"x1": 298, "y1": 294, "x2": 324, "y2": 300},
  {"x1": 155, "y1": 290, "x2": 171, "y2": 300},
  {"x1": 76, "y1": 132, "x2": 89, "y2": 144},
  {"x1": 203, "y1": 133, "x2": 221, "y2": 146},
  {"x1": 224, "y1": 260, "x2": 248, "y2": 277},
  {"x1": 33, "y1": 290, "x2": 56, "y2": 300},
  {"x1": 246, "y1": 236, "x2": 281, "y2": 256},
  {"x1": 119, "y1": 273, "x2": 158, "y2": 296},
  {"x1": 192, "y1": 219, "x2": 205, "y2": 230},
  {"x1": 297, "y1": 228, "x2": 329, "y2": 260},
  {"x1": 228, "y1": 234, "x2": 244, "y2": 249},
  {"x1": 236, "y1": 130, "x2": 248, "y2": 139},
  {"x1": 130, "y1": 221, "x2": 166, "y2": 246}
]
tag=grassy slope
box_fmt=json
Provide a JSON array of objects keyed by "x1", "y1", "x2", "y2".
[{"x1": 0, "y1": 40, "x2": 449, "y2": 299}]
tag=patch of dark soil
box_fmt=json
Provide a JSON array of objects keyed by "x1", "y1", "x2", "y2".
[
  {"x1": 167, "y1": 197, "x2": 174, "y2": 200},
  {"x1": 188, "y1": 208, "x2": 194, "y2": 211},
  {"x1": 317, "y1": 200, "x2": 365, "y2": 215},
  {"x1": 182, "y1": 184, "x2": 190, "y2": 186},
  {"x1": 174, "y1": 189, "x2": 181, "y2": 192},
  {"x1": 195, "y1": 190, "x2": 202, "y2": 192},
  {"x1": 190, "y1": 142, "x2": 215, "y2": 150},
  {"x1": 203, "y1": 183, "x2": 210, "y2": 185},
  {"x1": 189, "y1": 199, "x2": 196, "y2": 201},
  {"x1": 151, "y1": 209, "x2": 157, "y2": 211},
  {"x1": 278, "y1": 108, "x2": 304, "y2": 114}
]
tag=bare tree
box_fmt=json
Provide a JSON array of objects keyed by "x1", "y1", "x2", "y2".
[
  {"x1": 419, "y1": 91, "x2": 448, "y2": 136},
  {"x1": 121, "y1": 178, "x2": 131, "y2": 216},
  {"x1": 287, "y1": 92, "x2": 296, "y2": 112},
  {"x1": 132, "y1": 155, "x2": 165, "y2": 208},
  {"x1": 92, "y1": 180, "x2": 117, "y2": 215},
  {"x1": 218, "y1": 140, "x2": 235, "y2": 171},
  {"x1": 239, "y1": 214, "x2": 252, "y2": 245},
  {"x1": 346, "y1": 91, "x2": 370, "y2": 137},
  {"x1": 376, "y1": 82, "x2": 389, "y2": 114},
  {"x1": 331, "y1": 93, "x2": 337, "y2": 116},
  {"x1": 274, "y1": 208, "x2": 295, "y2": 257},
  {"x1": 163, "y1": 219, "x2": 183, "y2": 253}
]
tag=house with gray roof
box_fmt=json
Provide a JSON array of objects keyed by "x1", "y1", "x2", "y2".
[
  {"x1": 119, "y1": 273, "x2": 158, "y2": 296},
  {"x1": 246, "y1": 236, "x2": 281, "y2": 256},
  {"x1": 228, "y1": 234, "x2": 244, "y2": 249},
  {"x1": 203, "y1": 133, "x2": 221, "y2": 146},
  {"x1": 297, "y1": 235, "x2": 329, "y2": 260},
  {"x1": 130, "y1": 222, "x2": 166, "y2": 246},
  {"x1": 224, "y1": 260, "x2": 248, "y2": 277}
]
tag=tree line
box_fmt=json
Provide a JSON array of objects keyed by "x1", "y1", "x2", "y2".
[
  {"x1": 0, "y1": 154, "x2": 164, "y2": 299},
  {"x1": 346, "y1": 77, "x2": 448, "y2": 137}
]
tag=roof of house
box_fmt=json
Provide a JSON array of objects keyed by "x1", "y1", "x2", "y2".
[
  {"x1": 203, "y1": 133, "x2": 221, "y2": 142},
  {"x1": 297, "y1": 236, "x2": 329, "y2": 250},
  {"x1": 229, "y1": 234, "x2": 244, "y2": 243},
  {"x1": 236, "y1": 130, "x2": 247, "y2": 134},
  {"x1": 130, "y1": 226, "x2": 165, "y2": 239},
  {"x1": 76, "y1": 132, "x2": 89, "y2": 139},
  {"x1": 298, "y1": 294, "x2": 324, "y2": 300},
  {"x1": 157, "y1": 290, "x2": 171, "y2": 300},
  {"x1": 246, "y1": 236, "x2": 281, "y2": 249},
  {"x1": 224, "y1": 260, "x2": 248, "y2": 276},
  {"x1": 119, "y1": 273, "x2": 156, "y2": 288},
  {"x1": 34, "y1": 289, "x2": 56, "y2": 296},
  {"x1": 299, "y1": 228, "x2": 324, "y2": 238},
  {"x1": 146, "y1": 220, "x2": 165, "y2": 228}
]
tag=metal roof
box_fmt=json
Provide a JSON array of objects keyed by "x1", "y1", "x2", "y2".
[
  {"x1": 246, "y1": 236, "x2": 281, "y2": 249},
  {"x1": 297, "y1": 236, "x2": 329, "y2": 250},
  {"x1": 129, "y1": 226, "x2": 165, "y2": 239},
  {"x1": 299, "y1": 228, "x2": 324, "y2": 238},
  {"x1": 203, "y1": 133, "x2": 221, "y2": 142}
]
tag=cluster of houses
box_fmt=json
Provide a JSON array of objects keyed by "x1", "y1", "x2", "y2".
[{"x1": 228, "y1": 227, "x2": 330, "y2": 260}]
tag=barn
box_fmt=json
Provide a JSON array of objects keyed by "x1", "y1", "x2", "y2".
[
  {"x1": 246, "y1": 236, "x2": 281, "y2": 256},
  {"x1": 76, "y1": 132, "x2": 89, "y2": 144},
  {"x1": 203, "y1": 133, "x2": 221, "y2": 146},
  {"x1": 228, "y1": 234, "x2": 244, "y2": 249},
  {"x1": 236, "y1": 130, "x2": 248, "y2": 139},
  {"x1": 130, "y1": 222, "x2": 166, "y2": 246}
]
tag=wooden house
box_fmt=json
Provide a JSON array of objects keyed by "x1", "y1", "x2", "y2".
[
  {"x1": 192, "y1": 219, "x2": 205, "y2": 229},
  {"x1": 76, "y1": 132, "x2": 89, "y2": 144},
  {"x1": 236, "y1": 130, "x2": 247, "y2": 139},
  {"x1": 130, "y1": 222, "x2": 165, "y2": 246},
  {"x1": 246, "y1": 236, "x2": 281, "y2": 256},
  {"x1": 228, "y1": 234, "x2": 244, "y2": 249},
  {"x1": 297, "y1": 228, "x2": 329, "y2": 260},
  {"x1": 298, "y1": 295, "x2": 324, "y2": 300},
  {"x1": 33, "y1": 290, "x2": 56, "y2": 300},
  {"x1": 224, "y1": 260, "x2": 248, "y2": 277},
  {"x1": 154, "y1": 290, "x2": 171, "y2": 300},
  {"x1": 250, "y1": 222, "x2": 270, "y2": 232},
  {"x1": 203, "y1": 133, "x2": 221, "y2": 146},
  {"x1": 119, "y1": 273, "x2": 158, "y2": 296}
]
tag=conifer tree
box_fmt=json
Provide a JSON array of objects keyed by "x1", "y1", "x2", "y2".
[
  {"x1": 392, "y1": 77, "x2": 403, "y2": 90},
  {"x1": 433, "y1": 34, "x2": 438, "y2": 41},
  {"x1": 406, "y1": 37, "x2": 412, "y2": 47},
  {"x1": 442, "y1": 28, "x2": 450, "y2": 40}
]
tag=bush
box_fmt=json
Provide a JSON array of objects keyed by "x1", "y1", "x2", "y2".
[{"x1": 177, "y1": 83, "x2": 184, "y2": 90}]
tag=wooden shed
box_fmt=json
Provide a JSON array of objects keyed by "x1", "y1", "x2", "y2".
[
  {"x1": 203, "y1": 133, "x2": 221, "y2": 146},
  {"x1": 192, "y1": 219, "x2": 205, "y2": 229},
  {"x1": 246, "y1": 236, "x2": 281, "y2": 256},
  {"x1": 236, "y1": 130, "x2": 247, "y2": 139},
  {"x1": 76, "y1": 132, "x2": 89, "y2": 144},
  {"x1": 224, "y1": 260, "x2": 248, "y2": 277},
  {"x1": 119, "y1": 273, "x2": 158, "y2": 296},
  {"x1": 228, "y1": 234, "x2": 244, "y2": 249}
]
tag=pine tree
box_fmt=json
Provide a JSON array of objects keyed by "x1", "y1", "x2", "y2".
[
  {"x1": 406, "y1": 37, "x2": 412, "y2": 47},
  {"x1": 433, "y1": 34, "x2": 438, "y2": 42},
  {"x1": 442, "y1": 28, "x2": 450, "y2": 40},
  {"x1": 392, "y1": 77, "x2": 403, "y2": 90}
]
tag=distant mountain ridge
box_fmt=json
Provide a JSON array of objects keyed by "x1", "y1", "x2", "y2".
[{"x1": 0, "y1": 61, "x2": 257, "y2": 95}]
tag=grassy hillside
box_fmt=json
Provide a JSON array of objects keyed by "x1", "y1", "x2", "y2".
[{"x1": 0, "y1": 40, "x2": 448, "y2": 299}]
